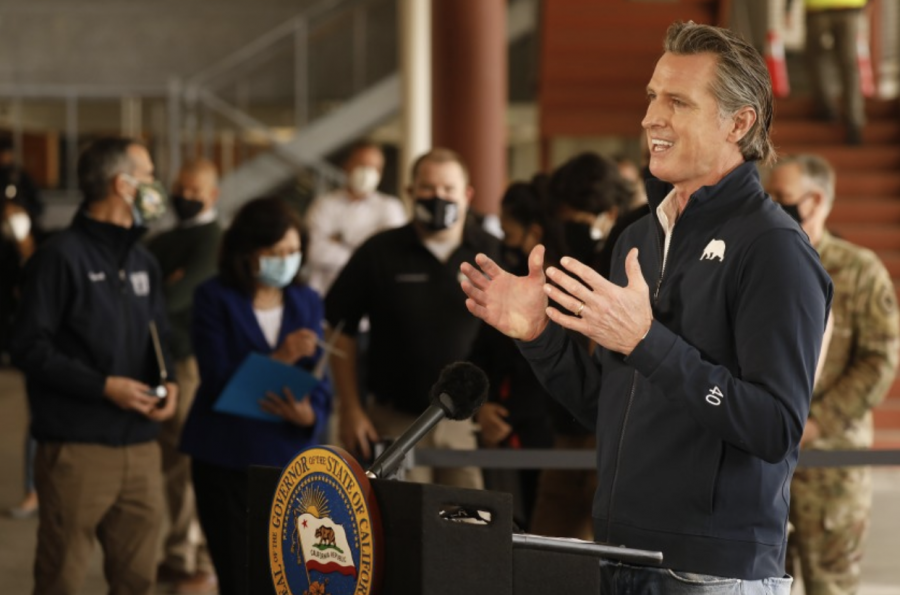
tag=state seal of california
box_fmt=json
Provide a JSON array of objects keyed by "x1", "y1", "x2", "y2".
[{"x1": 269, "y1": 446, "x2": 381, "y2": 595}]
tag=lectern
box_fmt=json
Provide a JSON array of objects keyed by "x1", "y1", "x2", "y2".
[{"x1": 249, "y1": 465, "x2": 661, "y2": 595}]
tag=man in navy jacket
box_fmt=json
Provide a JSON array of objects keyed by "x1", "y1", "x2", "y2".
[
  {"x1": 12, "y1": 137, "x2": 178, "y2": 595},
  {"x1": 461, "y1": 22, "x2": 832, "y2": 594}
]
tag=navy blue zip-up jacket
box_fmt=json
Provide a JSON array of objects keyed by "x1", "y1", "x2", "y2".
[
  {"x1": 520, "y1": 163, "x2": 832, "y2": 580},
  {"x1": 11, "y1": 209, "x2": 173, "y2": 446}
]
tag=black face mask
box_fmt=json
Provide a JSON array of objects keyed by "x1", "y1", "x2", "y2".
[
  {"x1": 500, "y1": 243, "x2": 529, "y2": 276},
  {"x1": 780, "y1": 203, "x2": 802, "y2": 224},
  {"x1": 172, "y1": 195, "x2": 204, "y2": 221},
  {"x1": 414, "y1": 196, "x2": 459, "y2": 231}
]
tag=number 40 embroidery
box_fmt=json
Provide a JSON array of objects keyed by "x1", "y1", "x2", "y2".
[{"x1": 705, "y1": 386, "x2": 724, "y2": 406}]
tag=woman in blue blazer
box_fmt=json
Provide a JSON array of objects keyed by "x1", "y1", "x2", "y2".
[{"x1": 181, "y1": 196, "x2": 331, "y2": 595}]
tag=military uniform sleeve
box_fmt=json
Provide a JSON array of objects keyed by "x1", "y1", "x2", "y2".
[{"x1": 810, "y1": 256, "x2": 900, "y2": 437}]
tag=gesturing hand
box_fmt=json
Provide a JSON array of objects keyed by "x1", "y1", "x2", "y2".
[
  {"x1": 260, "y1": 386, "x2": 316, "y2": 427},
  {"x1": 460, "y1": 245, "x2": 550, "y2": 341},
  {"x1": 543, "y1": 248, "x2": 653, "y2": 356}
]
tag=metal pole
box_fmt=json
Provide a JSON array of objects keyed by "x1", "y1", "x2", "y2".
[
  {"x1": 184, "y1": 84, "x2": 199, "y2": 161},
  {"x1": 202, "y1": 105, "x2": 214, "y2": 159},
  {"x1": 167, "y1": 77, "x2": 183, "y2": 186},
  {"x1": 353, "y1": 6, "x2": 368, "y2": 94},
  {"x1": 399, "y1": 0, "x2": 432, "y2": 203},
  {"x1": 295, "y1": 17, "x2": 309, "y2": 129},
  {"x1": 65, "y1": 93, "x2": 78, "y2": 193},
  {"x1": 11, "y1": 98, "x2": 23, "y2": 166}
]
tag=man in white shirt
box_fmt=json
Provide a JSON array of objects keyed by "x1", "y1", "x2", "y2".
[{"x1": 305, "y1": 141, "x2": 407, "y2": 296}]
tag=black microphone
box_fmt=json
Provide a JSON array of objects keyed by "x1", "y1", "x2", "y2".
[{"x1": 366, "y1": 361, "x2": 488, "y2": 479}]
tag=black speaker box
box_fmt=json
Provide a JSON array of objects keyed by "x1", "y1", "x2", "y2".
[{"x1": 371, "y1": 479, "x2": 513, "y2": 595}]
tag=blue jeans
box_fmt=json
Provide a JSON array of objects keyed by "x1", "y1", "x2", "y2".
[{"x1": 599, "y1": 560, "x2": 792, "y2": 595}]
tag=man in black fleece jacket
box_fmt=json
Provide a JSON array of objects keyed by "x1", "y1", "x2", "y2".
[
  {"x1": 461, "y1": 22, "x2": 832, "y2": 594},
  {"x1": 11, "y1": 137, "x2": 178, "y2": 595}
]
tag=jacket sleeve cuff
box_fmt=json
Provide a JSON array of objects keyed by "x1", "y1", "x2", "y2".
[
  {"x1": 75, "y1": 371, "x2": 110, "y2": 401},
  {"x1": 625, "y1": 319, "x2": 678, "y2": 379},
  {"x1": 516, "y1": 321, "x2": 567, "y2": 362}
]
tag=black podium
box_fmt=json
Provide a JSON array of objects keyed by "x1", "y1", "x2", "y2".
[{"x1": 249, "y1": 466, "x2": 651, "y2": 595}]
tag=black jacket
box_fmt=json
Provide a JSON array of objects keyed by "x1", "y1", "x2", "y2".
[
  {"x1": 11, "y1": 210, "x2": 173, "y2": 445},
  {"x1": 520, "y1": 163, "x2": 833, "y2": 580}
]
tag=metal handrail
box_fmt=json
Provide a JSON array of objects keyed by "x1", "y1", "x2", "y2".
[
  {"x1": 198, "y1": 88, "x2": 345, "y2": 185},
  {"x1": 187, "y1": 0, "x2": 361, "y2": 90},
  {"x1": 177, "y1": 0, "x2": 384, "y2": 187}
]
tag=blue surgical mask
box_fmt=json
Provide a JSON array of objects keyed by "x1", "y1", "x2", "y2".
[{"x1": 257, "y1": 252, "x2": 302, "y2": 288}]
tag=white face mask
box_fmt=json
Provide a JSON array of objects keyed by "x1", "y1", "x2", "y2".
[
  {"x1": 348, "y1": 166, "x2": 380, "y2": 195},
  {"x1": 2, "y1": 212, "x2": 31, "y2": 242}
]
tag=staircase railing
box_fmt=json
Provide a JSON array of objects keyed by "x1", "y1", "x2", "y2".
[{"x1": 170, "y1": 0, "x2": 386, "y2": 193}]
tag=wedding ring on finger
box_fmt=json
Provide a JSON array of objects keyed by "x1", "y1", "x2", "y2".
[{"x1": 576, "y1": 302, "x2": 585, "y2": 317}]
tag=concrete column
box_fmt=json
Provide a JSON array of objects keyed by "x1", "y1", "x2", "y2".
[
  {"x1": 399, "y1": 0, "x2": 432, "y2": 200},
  {"x1": 432, "y1": 0, "x2": 507, "y2": 217}
]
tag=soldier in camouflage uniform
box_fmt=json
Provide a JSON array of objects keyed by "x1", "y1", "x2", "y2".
[{"x1": 766, "y1": 154, "x2": 900, "y2": 595}]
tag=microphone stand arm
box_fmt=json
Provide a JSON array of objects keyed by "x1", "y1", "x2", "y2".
[{"x1": 366, "y1": 406, "x2": 445, "y2": 479}]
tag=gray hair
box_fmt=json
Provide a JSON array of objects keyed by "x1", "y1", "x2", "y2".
[
  {"x1": 77, "y1": 137, "x2": 140, "y2": 204},
  {"x1": 664, "y1": 21, "x2": 775, "y2": 166},
  {"x1": 776, "y1": 154, "x2": 836, "y2": 206}
]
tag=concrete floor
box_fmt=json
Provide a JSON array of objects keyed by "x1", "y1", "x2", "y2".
[{"x1": 1, "y1": 366, "x2": 899, "y2": 594}]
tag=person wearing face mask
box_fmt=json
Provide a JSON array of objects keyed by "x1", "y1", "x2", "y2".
[
  {"x1": 146, "y1": 158, "x2": 222, "y2": 594},
  {"x1": 304, "y1": 140, "x2": 407, "y2": 297},
  {"x1": 0, "y1": 202, "x2": 36, "y2": 363},
  {"x1": 0, "y1": 138, "x2": 44, "y2": 228},
  {"x1": 179, "y1": 196, "x2": 331, "y2": 595},
  {"x1": 766, "y1": 154, "x2": 898, "y2": 595},
  {"x1": 1, "y1": 201, "x2": 41, "y2": 522},
  {"x1": 10, "y1": 137, "x2": 180, "y2": 595},
  {"x1": 549, "y1": 152, "x2": 635, "y2": 273},
  {"x1": 467, "y1": 177, "x2": 560, "y2": 529},
  {"x1": 325, "y1": 148, "x2": 499, "y2": 488}
]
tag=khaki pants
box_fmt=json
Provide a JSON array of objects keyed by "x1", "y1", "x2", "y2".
[
  {"x1": 33, "y1": 441, "x2": 164, "y2": 595},
  {"x1": 369, "y1": 402, "x2": 483, "y2": 489},
  {"x1": 158, "y1": 356, "x2": 212, "y2": 574}
]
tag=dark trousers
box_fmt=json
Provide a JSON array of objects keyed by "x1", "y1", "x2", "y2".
[{"x1": 191, "y1": 459, "x2": 249, "y2": 595}]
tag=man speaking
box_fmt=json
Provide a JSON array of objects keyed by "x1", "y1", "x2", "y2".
[{"x1": 461, "y1": 22, "x2": 832, "y2": 594}]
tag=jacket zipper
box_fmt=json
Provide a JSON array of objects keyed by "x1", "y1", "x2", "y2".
[
  {"x1": 605, "y1": 371, "x2": 638, "y2": 539},
  {"x1": 604, "y1": 198, "x2": 690, "y2": 539}
]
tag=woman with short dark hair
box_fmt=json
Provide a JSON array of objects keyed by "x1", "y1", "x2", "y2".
[{"x1": 180, "y1": 196, "x2": 332, "y2": 595}]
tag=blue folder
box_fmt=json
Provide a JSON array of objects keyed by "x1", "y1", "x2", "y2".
[{"x1": 213, "y1": 352, "x2": 320, "y2": 423}]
